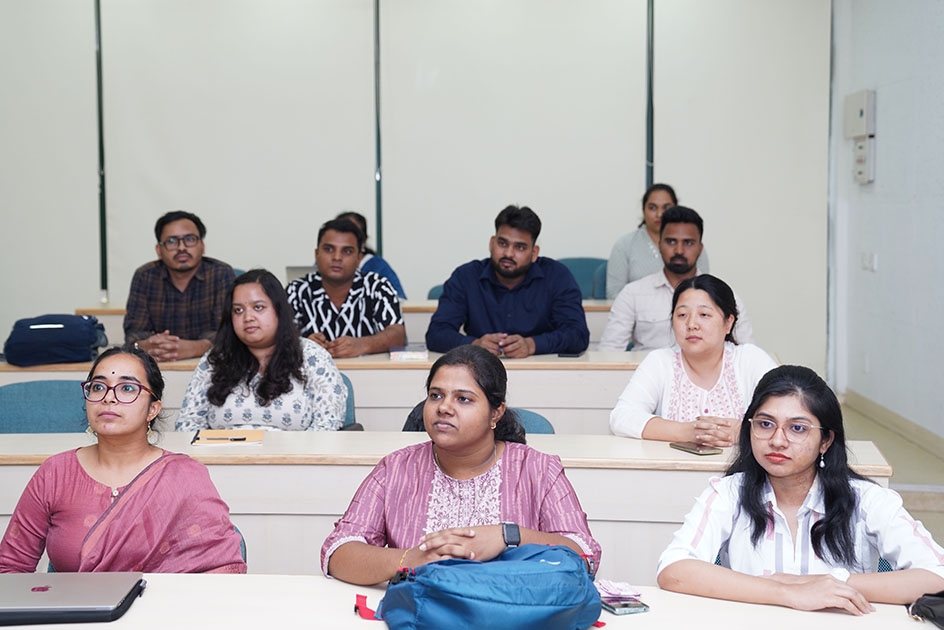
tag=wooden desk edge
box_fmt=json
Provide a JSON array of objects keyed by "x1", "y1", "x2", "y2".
[{"x1": 0, "y1": 452, "x2": 891, "y2": 476}]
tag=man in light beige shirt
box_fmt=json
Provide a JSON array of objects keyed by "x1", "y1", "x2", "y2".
[{"x1": 598, "y1": 206, "x2": 752, "y2": 352}]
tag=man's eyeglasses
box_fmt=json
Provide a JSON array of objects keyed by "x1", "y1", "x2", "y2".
[
  {"x1": 81, "y1": 381, "x2": 155, "y2": 404},
  {"x1": 159, "y1": 234, "x2": 201, "y2": 249},
  {"x1": 746, "y1": 418, "x2": 828, "y2": 443}
]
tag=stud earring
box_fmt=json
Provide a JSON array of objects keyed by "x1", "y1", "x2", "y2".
[{"x1": 819, "y1": 453, "x2": 826, "y2": 469}]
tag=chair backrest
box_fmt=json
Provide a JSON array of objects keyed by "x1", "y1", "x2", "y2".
[
  {"x1": 510, "y1": 408, "x2": 554, "y2": 434},
  {"x1": 0, "y1": 380, "x2": 87, "y2": 433},
  {"x1": 339, "y1": 373, "x2": 356, "y2": 428},
  {"x1": 427, "y1": 284, "x2": 444, "y2": 300},
  {"x1": 591, "y1": 261, "x2": 607, "y2": 299},
  {"x1": 557, "y1": 257, "x2": 607, "y2": 299}
]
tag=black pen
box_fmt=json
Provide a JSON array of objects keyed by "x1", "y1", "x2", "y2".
[
  {"x1": 190, "y1": 430, "x2": 201, "y2": 445},
  {"x1": 202, "y1": 437, "x2": 247, "y2": 441}
]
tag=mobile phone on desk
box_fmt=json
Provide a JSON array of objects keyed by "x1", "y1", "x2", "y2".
[
  {"x1": 670, "y1": 441, "x2": 723, "y2": 456},
  {"x1": 602, "y1": 596, "x2": 649, "y2": 615},
  {"x1": 557, "y1": 351, "x2": 584, "y2": 358}
]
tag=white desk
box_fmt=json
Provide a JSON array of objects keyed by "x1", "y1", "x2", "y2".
[
  {"x1": 76, "y1": 299, "x2": 615, "y2": 351},
  {"x1": 0, "y1": 432, "x2": 892, "y2": 585},
  {"x1": 7, "y1": 573, "x2": 916, "y2": 629},
  {"x1": 0, "y1": 351, "x2": 643, "y2": 434}
]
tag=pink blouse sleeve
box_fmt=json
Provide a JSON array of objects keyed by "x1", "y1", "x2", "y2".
[
  {"x1": 320, "y1": 458, "x2": 390, "y2": 576},
  {"x1": 539, "y1": 456, "x2": 603, "y2": 574},
  {"x1": 0, "y1": 466, "x2": 50, "y2": 573}
]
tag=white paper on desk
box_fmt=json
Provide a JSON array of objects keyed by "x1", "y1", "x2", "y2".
[{"x1": 595, "y1": 579, "x2": 641, "y2": 598}]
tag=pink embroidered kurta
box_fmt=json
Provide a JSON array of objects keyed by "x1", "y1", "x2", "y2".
[
  {"x1": 321, "y1": 441, "x2": 601, "y2": 575},
  {"x1": 0, "y1": 450, "x2": 246, "y2": 574}
]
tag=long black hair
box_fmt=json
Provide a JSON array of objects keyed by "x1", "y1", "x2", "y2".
[
  {"x1": 727, "y1": 365, "x2": 869, "y2": 566},
  {"x1": 672, "y1": 274, "x2": 739, "y2": 344},
  {"x1": 207, "y1": 269, "x2": 305, "y2": 406},
  {"x1": 425, "y1": 345, "x2": 526, "y2": 444}
]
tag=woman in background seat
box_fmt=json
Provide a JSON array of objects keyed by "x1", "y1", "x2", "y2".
[
  {"x1": 0, "y1": 346, "x2": 245, "y2": 573},
  {"x1": 609, "y1": 274, "x2": 776, "y2": 445},
  {"x1": 176, "y1": 268, "x2": 346, "y2": 431},
  {"x1": 336, "y1": 211, "x2": 406, "y2": 299}
]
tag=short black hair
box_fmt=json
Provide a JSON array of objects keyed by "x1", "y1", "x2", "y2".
[
  {"x1": 154, "y1": 211, "x2": 207, "y2": 242},
  {"x1": 494, "y1": 205, "x2": 541, "y2": 243},
  {"x1": 317, "y1": 218, "x2": 365, "y2": 251},
  {"x1": 659, "y1": 205, "x2": 704, "y2": 238}
]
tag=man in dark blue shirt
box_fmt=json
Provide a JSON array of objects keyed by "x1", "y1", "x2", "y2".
[{"x1": 425, "y1": 205, "x2": 590, "y2": 358}]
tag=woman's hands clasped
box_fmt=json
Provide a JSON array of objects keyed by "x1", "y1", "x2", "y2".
[
  {"x1": 404, "y1": 525, "x2": 506, "y2": 567},
  {"x1": 693, "y1": 416, "x2": 740, "y2": 448}
]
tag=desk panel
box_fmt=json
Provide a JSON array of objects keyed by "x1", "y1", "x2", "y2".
[
  {"x1": 1, "y1": 351, "x2": 642, "y2": 435},
  {"x1": 0, "y1": 432, "x2": 891, "y2": 585}
]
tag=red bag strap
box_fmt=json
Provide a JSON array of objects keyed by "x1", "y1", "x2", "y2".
[{"x1": 354, "y1": 594, "x2": 378, "y2": 620}]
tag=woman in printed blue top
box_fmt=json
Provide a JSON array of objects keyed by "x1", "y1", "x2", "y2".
[
  {"x1": 336, "y1": 211, "x2": 406, "y2": 299},
  {"x1": 176, "y1": 269, "x2": 347, "y2": 431},
  {"x1": 658, "y1": 365, "x2": 944, "y2": 614}
]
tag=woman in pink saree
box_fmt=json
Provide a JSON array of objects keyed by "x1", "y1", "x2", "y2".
[
  {"x1": 0, "y1": 346, "x2": 245, "y2": 574},
  {"x1": 322, "y1": 345, "x2": 601, "y2": 585}
]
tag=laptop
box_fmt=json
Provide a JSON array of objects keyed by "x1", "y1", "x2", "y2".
[{"x1": 0, "y1": 572, "x2": 146, "y2": 626}]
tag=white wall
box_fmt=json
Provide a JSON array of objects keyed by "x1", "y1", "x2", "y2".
[
  {"x1": 2, "y1": 1, "x2": 831, "y2": 381},
  {"x1": 831, "y1": 0, "x2": 944, "y2": 436},
  {"x1": 380, "y1": 0, "x2": 648, "y2": 299},
  {"x1": 654, "y1": 0, "x2": 831, "y2": 374},
  {"x1": 0, "y1": 1, "x2": 100, "y2": 342}
]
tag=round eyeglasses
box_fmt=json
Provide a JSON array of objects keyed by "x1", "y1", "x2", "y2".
[
  {"x1": 746, "y1": 418, "x2": 828, "y2": 443},
  {"x1": 81, "y1": 381, "x2": 155, "y2": 404},
  {"x1": 159, "y1": 234, "x2": 201, "y2": 250}
]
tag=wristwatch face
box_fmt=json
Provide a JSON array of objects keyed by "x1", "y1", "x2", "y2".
[{"x1": 502, "y1": 522, "x2": 521, "y2": 547}]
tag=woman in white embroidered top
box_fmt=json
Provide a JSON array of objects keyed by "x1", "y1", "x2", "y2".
[
  {"x1": 609, "y1": 274, "x2": 776, "y2": 445},
  {"x1": 176, "y1": 269, "x2": 347, "y2": 431},
  {"x1": 658, "y1": 365, "x2": 944, "y2": 613}
]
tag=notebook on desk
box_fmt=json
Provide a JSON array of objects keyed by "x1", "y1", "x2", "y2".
[{"x1": 0, "y1": 572, "x2": 146, "y2": 626}]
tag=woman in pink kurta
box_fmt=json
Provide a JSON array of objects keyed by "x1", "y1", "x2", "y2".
[
  {"x1": 0, "y1": 346, "x2": 245, "y2": 574},
  {"x1": 322, "y1": 345, "x2": 601, "y2": 585}
]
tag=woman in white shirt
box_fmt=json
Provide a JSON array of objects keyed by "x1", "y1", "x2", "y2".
[
  {"x1": 609, "y1": 274, "x2": 775, "y2": 444},
  {"x1": 658, "y1": 365, "x2": 944, "y2": 613},
  {"x1": 176, "y1": 269, "x2": 347, "y2": 431}
]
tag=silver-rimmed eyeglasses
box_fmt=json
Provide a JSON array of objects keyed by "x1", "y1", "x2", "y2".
[
  {"x1": 81, "y1": 381, "x2": 155, "y2": 404},
  {"x1": 746, "y1": 418, "x2": 828, "y2": 443}
]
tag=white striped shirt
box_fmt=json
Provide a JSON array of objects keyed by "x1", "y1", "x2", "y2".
[
  {"x1": 658, "y1": 473, "x2": 944, "y2": 579},
  {"x1": 286, "y1": 270, "x2": 403, "y2": 340}
]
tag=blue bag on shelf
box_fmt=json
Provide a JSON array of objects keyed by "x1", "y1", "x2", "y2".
[{"x1": 3, "y1": 315, "x2": 108, "y2": 366}]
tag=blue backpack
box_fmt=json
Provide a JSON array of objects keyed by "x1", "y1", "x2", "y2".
[{"x1": 375, "y1": 544, "x2": 601, "y2": 630}]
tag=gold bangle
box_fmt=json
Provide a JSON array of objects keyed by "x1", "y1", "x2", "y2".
[{"x1": 398, "y1": 548, "x2": 410, "y2": 569}]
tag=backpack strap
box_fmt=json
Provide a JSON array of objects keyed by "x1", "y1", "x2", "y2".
[{"x1": 354, "y1": 594, "x2": 378, "y2": 620}]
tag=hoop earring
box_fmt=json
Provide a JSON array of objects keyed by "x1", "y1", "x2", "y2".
[
  {"x1": 819, "y1": 453, "x2": 826, "y2": 469},
  {"x1": 147, "y1": 424, "x2": 154, "y2": 440}
]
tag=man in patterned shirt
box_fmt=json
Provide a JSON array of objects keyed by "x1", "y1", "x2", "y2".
[
  {"x1": 287, "y1": 218, "x2": 405, "y2": 358},
  {"x1": 124, "y1": 210, "x2": 235, "y2": 362}
]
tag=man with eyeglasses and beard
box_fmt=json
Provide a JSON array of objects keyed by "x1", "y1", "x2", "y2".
[
  {"x1": 598, "y1": 205, "x2": 753, "y2": 352},
  {"x1": 425, "y1": 205, "x2": 589, "y2": 358},
  {"x1": 124, "y1": 210, "x2": 235, "y2": 362}
]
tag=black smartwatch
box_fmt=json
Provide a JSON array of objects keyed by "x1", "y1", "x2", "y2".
[{"x1": 501, "y1": 522, "x2": 520, "y2": 549}]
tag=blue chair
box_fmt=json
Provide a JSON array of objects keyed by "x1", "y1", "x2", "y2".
[
  {"x1": 0, "y1": 381, "x2": 87, "y2": 433},
  {"x1": 558, "y1": 257, "x2": 607, "y2": 299},
  {"x1": 591, "y1": 262, "x2": 607, "y2": 299},
  {"x1": 427, "y1": 284, "x2": 444, "y2": 300},
  {"x1": 339, "y1": 373, "x2": 363, "y2": 431},
  {"x1": 510, "y1": 408, "x2": 554, "y2": 434}
]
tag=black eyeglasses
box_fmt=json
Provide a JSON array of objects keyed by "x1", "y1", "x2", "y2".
[
  {"x1": 81, "y1": 381, "x2": 155, "y2": 404},
  {"x1": 159, "y1": 234, "x2": 201, "y2": 249}
]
